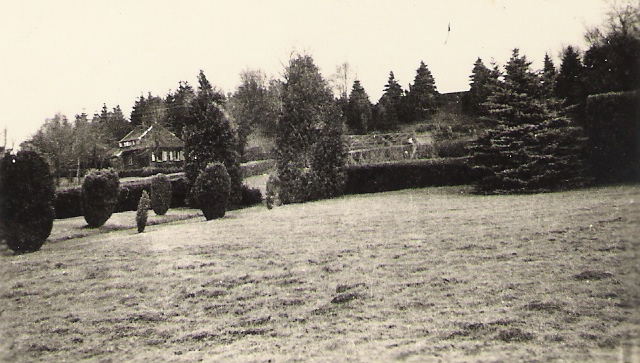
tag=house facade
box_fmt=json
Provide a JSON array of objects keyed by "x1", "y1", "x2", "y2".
[{"x1": 112, "y1": 124, "x2": 185, "y2": 170}]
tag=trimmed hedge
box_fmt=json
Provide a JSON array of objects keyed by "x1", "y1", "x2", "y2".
[
  {"x1": 241, "y1": 159, "x2": 276, "y2": 178},
  {"x1": 344, "y1": 157, "x2": 476, "y2": 194},
  {"x1": 117, "y1": 167, "x2": 183, "y2": 179},
  {"x1": 584, "y1": 90, "x2": 640, "y2": 183},
  {"x1": 55, "y1": 174, "x2": 189, "y2": 219}
]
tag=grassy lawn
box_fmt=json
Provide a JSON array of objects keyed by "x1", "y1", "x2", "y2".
[{"x1": 1, "y1": 185, "x2": 639, "y2": 362}]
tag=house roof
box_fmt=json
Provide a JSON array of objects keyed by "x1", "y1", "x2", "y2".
[{"x1": 117, "y1": 124, "x2": 184, "y2": 154}]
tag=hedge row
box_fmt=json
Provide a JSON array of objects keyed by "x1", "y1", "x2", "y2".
[
  {"x1": 54, "y1": 173, "x2": 262, "y2": 219},
  {"x1": 241, "y1": 159, "x2": 276, "y2": 178},
  {"x1": 117, "y1": 167, "x2": 184, "y2": 178},
  {"x1": 344, "y1": 157, "x2": 476, "y2": 195},
  {"x1": 584, "y1": 90, "x2": 640, "y2": 183},
  {"x1": 55, "y1": 176, "x2": 189, "y2": 219}
]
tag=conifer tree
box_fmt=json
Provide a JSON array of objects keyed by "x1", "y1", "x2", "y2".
[
  {"x1": 556, "y1": 46, "x2": 586, "y2": 106},
  {"x1": 375, "y1": 71, "x2": 404, "y2": 130},
  {"x1": 183, "y1": 70, "x2": 242, "y2": 204},
  {"x1": 470, "y1": 49, "x2": 591, "y2": 194},
  {"x1": 165, "y1": 81, "x2": 195, "y2": 139},
  {"x1": 346, "y1": 80, "x2": 372, "y2": 134},
  {"x1": 271, "y1": 54, "x2": 346, "y2": 204},
  {"x1": 406, "y1": 61, "x2": 439, "y2": 121},
  {"x1": 541, "y1": 53, "x2": 557, "y2": 97}
]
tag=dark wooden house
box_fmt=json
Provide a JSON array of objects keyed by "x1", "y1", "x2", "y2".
[{"x1": 112, "y1": 124, "x2": 185, "y2": 170}]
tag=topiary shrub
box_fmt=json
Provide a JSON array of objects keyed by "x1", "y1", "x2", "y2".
[
  {"x1": 239, "y1": 184, "x2": 263, "y2": 207},
  {"x1": 136, "y1": 190, "x2": 150, "y2": 233},
  {"x1": 0, "y1": 150, "x2": 56, "y2": 253},
  {"x1": 150, "y1": 173, "x2": 171, "y2": 215},
  {"x1": 81, "y1": 168, "x2": 120, "y2": 228},
  {"x1": 191, "y1": 162, "x2": 231, "y2": 220}
]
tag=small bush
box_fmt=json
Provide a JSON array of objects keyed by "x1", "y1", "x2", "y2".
[
  {"x1": 150, "y1": 173, "x2": 171, "y2": 215},
  {"x1": 265, "y1": 173, "x2": 281, "y2": 209},
  {"x1": 191, "y1": 162, "x2": 231, "y2": 220},
  {"x1": 0, "y1": 151, "x2": 56, "y2": 253},
  {"x1": 435, "y1": 139, "x2": 471, "y2": 158},
  {"x1": 136, "y1": 190, "x2": 150, "y2": 233},
  {"x1": 239, "y1": 184, "x2": 263, "y2": 207},
  {"x1": 81, "y1": 169, "x2": 120, "y2": 228}
]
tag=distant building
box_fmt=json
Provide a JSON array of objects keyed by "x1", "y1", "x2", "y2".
[{"x1": 112, "y1": 124, "x2": 185, "y2": 170}]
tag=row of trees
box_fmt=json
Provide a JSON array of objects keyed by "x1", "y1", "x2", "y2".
[
  {"x1": 467, "y1": 0, "x2": 639, "y2": 193},
  {"x1": 465, "y1": 0, "x2": 640, "y2": 120}
]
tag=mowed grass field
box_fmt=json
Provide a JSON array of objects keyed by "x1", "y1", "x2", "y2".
[{"x1": 1, "y1": 185, "x2": 639, "y2": 362}]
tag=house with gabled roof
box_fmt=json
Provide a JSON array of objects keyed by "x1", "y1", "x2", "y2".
[{"x1": 112, "y1": 124, "x2": 185, "y2": 170}]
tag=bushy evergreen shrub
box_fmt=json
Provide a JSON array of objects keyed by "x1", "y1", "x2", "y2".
[
  {"x1": 273, "y1": 54, "x2": 347, "y2": 204},
  {"x1": 239, "y1": 184, "x2": 263, "y2": 207},
  {"x1": 191, "y1": 162, "x2": 231, "y2": 220},
  {"x1": 0, "y1": 150, "x2": 56, "y2": 253},
  {"x1": 469, "y1": 49, "x2": 591, "y2": 194},
  {"x1": 150, "y1": 173, "x2": 171, "y2": 215},
  {"x1": 265, "y1": 173, "x2": 281, "y2": 209},
  {"x1": 136, "y1": 190, "x2": 150, "y2": 233},
  {"x1": 81, "y1": 168, "x2": 120, "y2": 228}
]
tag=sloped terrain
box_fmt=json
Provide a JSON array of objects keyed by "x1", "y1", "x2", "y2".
[{"x1": 1, "y1": 185, "x2": 638, "y2": 362}]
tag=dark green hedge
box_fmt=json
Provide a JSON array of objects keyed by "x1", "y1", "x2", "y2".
[
  {"x1": 117, "y1": 167, "x2": 183, "y2": 178},
  {"x1": 584, "y1": 90, "x2": 640, "y2": 183},
  {"x1": 344, "y1": 157, "x2": 476, "y2": 194},
  {"x1": 55, "y1": 175, "x2": 189, "y2": 219}
]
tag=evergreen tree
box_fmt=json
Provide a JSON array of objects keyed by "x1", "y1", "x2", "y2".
[
  {"x1": 165, "y1": 81, "x2": 195, "y2": 139},
  {"x1": 95, "y1": 104, "x2": 132, "y2": 145},
  {"x1": 272, "y1": 54, "x2": 347, "y2": 204},
  {"x1": 375, "y1": 71, "x2": 404, "y2": 130},
  {"x1": 556, "y1": 46, "x2": 586, "y2": 106},
  {"x1": 470, "y1": 49, "x2": 591, "y2": 194},
  {"x1": 540, "y1": 53, "x2": 557, "y2": 97},
  {"x1": 130, "y1": 95, "x2": 146, "y2": 127},
  {"x1": 346, "y1": 80, "x2": 372, "y2": 134},
  {"x1": 183, "y1": 70, "x2": 242, "y2": 204},
  {"x1": 406, "y1": 61, "x2": 439, "y2": 121}
]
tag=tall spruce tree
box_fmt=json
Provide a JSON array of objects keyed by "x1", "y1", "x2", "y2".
[
  {"x1": 541, "y1": 53, "x2": 557, "y2": 97},
  {"x1": 346, "y1": 80, "x2": 372, "y2": 134},
  {"x1": 272, "y1": 54, "x2": 346, "y2": 204},
  {"x1": 165, "y1": 81, "x2": 195, "y2": 139},
  {"x1": 470, "y1": 49, "x2": 591, "y2": 194},
  {"x1": 375, "y1": 71, "x2": 404, "y2": 130},
  {"x1": 406, "y1": 61, "x2": 439, "y2": 121},
  {"x1": 183, "y1": 70, "x2": 242, "y2": 204},
  {"x1": 464, "y1": 57, "x2": 493, "y2": 115},
  {"x1": 556, "y1": 46, "x2": 586, "y2": 106}
]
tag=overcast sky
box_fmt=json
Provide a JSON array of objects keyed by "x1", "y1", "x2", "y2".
[{"x1": 1, "y1": 0, "x2": 609, "y2": 148}]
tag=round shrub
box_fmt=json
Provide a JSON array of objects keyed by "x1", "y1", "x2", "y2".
[
  {"x1": 0, "y1": 150, "x2": 56, "y2": 253},
  {"x1": 191, "y1": 162, "x2": 231, "y2": 220},
  {"x1": 150, "y1": 173, "x2": 171, "y2": 215},
  {"x1": 81, "y1": 168, "x2": 120, "y2": 228},
  {"x1": 239, "y1": 184, "x2": 263, "y2": 207},
  {"x1": 136, "y1": 190, "x2": 150, "y2": 233}
]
